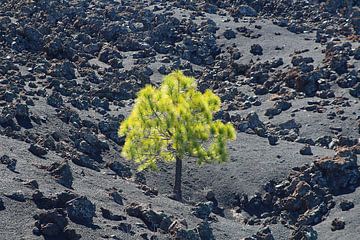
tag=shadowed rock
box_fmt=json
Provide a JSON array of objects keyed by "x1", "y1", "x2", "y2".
[
  {"x1": 66, "y1": 196, "x2": 96, "y2": 225},
  {"x1": 48, "y1": 161, "x2": 73, "y2": 189}
]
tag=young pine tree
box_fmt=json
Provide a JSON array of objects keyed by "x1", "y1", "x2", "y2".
[{"x1": 118, "y1": 71, "x2": 236, "y2": 201}]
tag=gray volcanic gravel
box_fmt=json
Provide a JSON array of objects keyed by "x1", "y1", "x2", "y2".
[{"x1": 0, "y1": 0, "x2": 360, "y2": 239}]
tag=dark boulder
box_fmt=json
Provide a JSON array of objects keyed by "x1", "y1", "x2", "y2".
[
  {"x1": 66, "y1": 196, "x2": 96, "y2": 225},
  {"x1": 34, "y1": 209, "x2": 68, "y2": 238},
  {"x1": 22, "y1": 26, "x2": 44, "y2": 52},
  {"x1": 47, "y1": 161, "x2": 73, "y2": 188},
  {"x1": 108, "y1": 161, "x2": 132, "y2": 178},
  {"x1": 300, "y1": 144, "x2": 313, "y2": 155},
  {"x1": 126, "y1": 203, "x2": 173, "y2": 232},
  {"x1": 26, "y1": 136, "x2": 44, "y2": 147},
  {"x1": 223, "y1": 29, "x2": 236, "y2": 39},
  {"x1": 0, "y1": 154, "x2": 17, "y2": 172},
  {"x1": 339, "y1": 199, "x2": 354, "y2": 211},
  {"x1": 314, "y1": 149, "x2": 360, "y2": 194},
  {"x1": 192, "y1": 202, "x2": 213, "y2": 220},
  {"x1": 109, "y1": 190, "x2": 124, "y2": 205},
  {"x1": 331, "y1": 218, "x2": 345, "y2": 231},
  {"x1": 5, "y1": 191, "x2": 25, "y2": 202},
  {"x1": 100, "y1": 207, "x2": 126, "y2": 221}
]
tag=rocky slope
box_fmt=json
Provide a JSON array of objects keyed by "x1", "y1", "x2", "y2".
[{"x1": 0, "y1": 0, "x2": 359, "y2": 239}]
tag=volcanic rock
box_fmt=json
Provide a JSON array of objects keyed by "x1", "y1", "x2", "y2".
[{"x1": 66, "y1": 196, "x2": 96, "y2": 225}]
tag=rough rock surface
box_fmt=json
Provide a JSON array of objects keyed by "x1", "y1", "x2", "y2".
[{"x1": 0, "y1": 0, "x2": 359, "y2": 239}]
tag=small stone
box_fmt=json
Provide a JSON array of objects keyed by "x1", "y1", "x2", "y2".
[
  {"x1": 5, "y1": 191, "x2": 26, "y2": 202},
  {"x1": 125, "y1": 202, "x2": 172, "y2": 231},
  {"x1": 29, "y1": 144, "x2": 48, "y2": 157},
  {"x1": 223, "y1": 29, "x2": 236, "y2": 40},
  {"x1": 314, "y1": 150, "x2": 359, "y2": 194},
  {"x1": 331, "y1": 218, "x2": 345, "y2": 231},
  {"x1": 110, "y1": 190, "x2": 124, "y2": 205},
  {"x1": 4, "y1": 91, "x2": 16, "y2": 102},
  {"x1": 32, "y1": 227, "x2": 41, "y2": 236},
  {"x1": 117, "y1": 222, "x2": 132, "y2": 233},
  {"x1": 250, "y1": 44, "x2": 263, "y2": 55},
  {"x1": 244, "y1": 226, "x2": 274, "y2": 240},
  {"x1": 56, "y1": 191, "x2": 78, "y2": 208},
  {"x1": 300, "y1": 144, "x2": 313, "y2": 155},
  {"x1": 339, "y1": 200, "x2": 354, "y2": 211},
  {"x1": 24, "y1": 179, "x2": 39, "y2": 189},
  {"x1": 15, "y1": 103, "x2": 29, "y2": 119},
  {"x1": 268, "y1": 135, "x2": 278, "y2": 146},
  {"x1": 47, "y1": 92, "x2": 64, "y2": 108},
  {"x1": 0, "y1": 154, "x2": 17, "y2": 172},
  {"x1": 100, "y1": 207, "x2": 126, "y2": 221},
  {"x1": 72, "y1": 155, "x2": 99, "y2": 171}
]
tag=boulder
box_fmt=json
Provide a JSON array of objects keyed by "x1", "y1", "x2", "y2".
[
  {"x1": 300, "y1": 144, "x2": 313, "y2": 155},
  {"x1": 100, "y1": 207, "x2": 126, "y2": 221},
  {"x1": 47, "y1": 92, "x2": 64, "y2": 108},
  {"x1": 250, "y1": 44, "x2": 263, "y2": 55},
  {"x1": 29, "y1": 144, "x2": 48, "y2": 157},
  {"x1": 108, "y1": 161, "x2": 132, "y2": 178},
  {"x1": 192, "y1": 202, "x2": 213, "y2": 220},
  {"x1": 125, "y1": 203, "x2": 173, "y2": 232},
  {"x1": 331, "y1": 218, "x2": 345, "y2": 231},
  {"x1": 339, "y1": 199, "x2": 354, "y2": 211},
  {"x1": 22, "y1": 26, "x2": 44, "y2": 52},
  {"x1": 110, "y1": 190, "x2": 124, "y2": 205},
  {"x1": 268, "y1": 135, "x2": 278, "y2": 146},
  {"x1": 314, "y1": 150, "x2": 360, "y2": 194},
  {"x1": 0, "y1": 154, "x2": 17, "y2": 172},
  {"x1": 48, "y1": 161, "x2": 73, "y2": 188},
  {"x1": 33, "y1": 209, "x2": 68, "y2": 238},
  {"x1": 223, "y1": 29, "x2": 236, "y2": 40},
  {"x1": 33, "y1": 209, "x2": 81, "y2": 239},
  {"x1": 233, "y1": 5, "x2": 257, "y2": 17},
  {"x1": 5, "y1": 190, "x2": 26, "y2": 202},
  {"x1": 50, "y1": 61, "x2": 76, "y2": 80},
  {"x1": 66, "y1": 196, "x2": 96, "y2": 225}
]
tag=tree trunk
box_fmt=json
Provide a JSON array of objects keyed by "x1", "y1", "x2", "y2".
[{"x1": 173, "y1": 156, "x2": 182, "y2": 201}]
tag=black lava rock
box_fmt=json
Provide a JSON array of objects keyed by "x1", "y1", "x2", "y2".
[
  {"x1": 331, "y1": 218, "x2": 345, "y2": 231},
  {"x1": 250, "y1": 44, "x2": 263, "y2": 55},
  {"x1": 66, "y1": 196, "x2": 96, "y2": 225},
  {"x1": 339, "y1": 200, "x2": 354, "y2": 211},
  {"x1": 300, "y1": 144, "x2": 313, "y2": 155},
  {"x1": 29, "y1": 144, "x2": 48, "y2": 157}
]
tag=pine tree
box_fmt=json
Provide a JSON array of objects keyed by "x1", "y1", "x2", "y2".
[{"x1": 118, "y1": 70, "x2": 236, "y2": 201}]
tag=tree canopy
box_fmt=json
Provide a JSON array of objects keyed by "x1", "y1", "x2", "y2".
[{"x1": 118, "y1": 70, "x2": 236, "y2": 171}]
